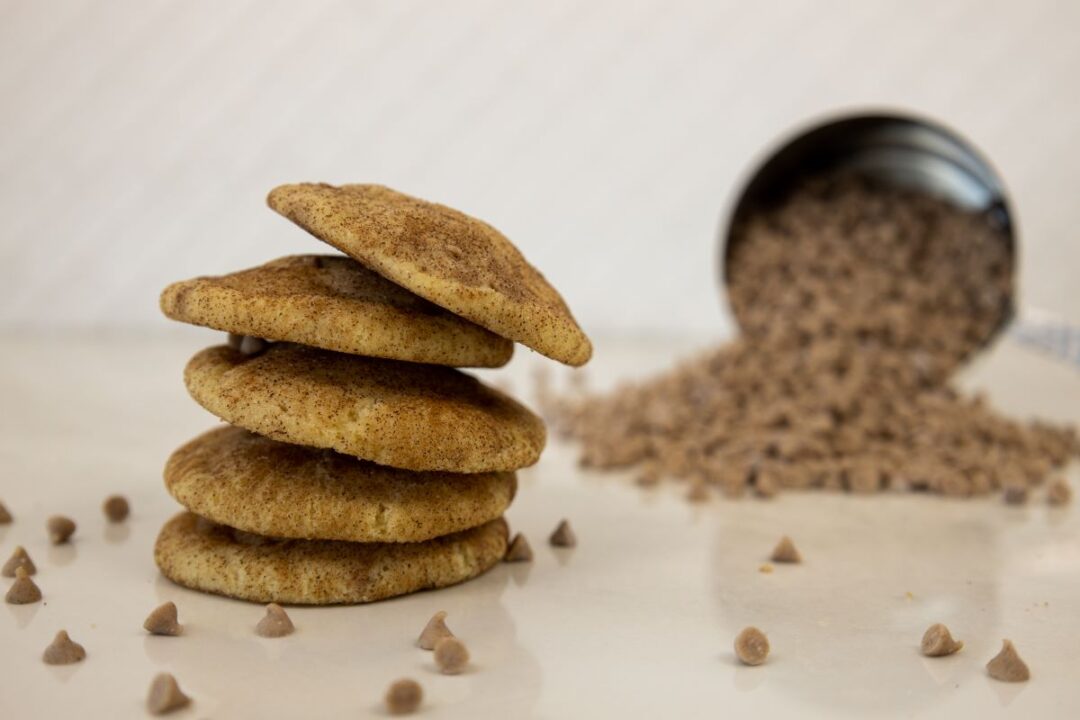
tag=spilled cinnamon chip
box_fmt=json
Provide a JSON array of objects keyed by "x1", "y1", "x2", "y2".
[
  {"x1": 504, "y1": 533, "x2": 534, "y2": 562},
  {"x1": 2, "y1": 545, "x2": 35, "y2": 577},
  {"x1": 5, "y1": 566, "x2": 41, "y2": 604},
  {"x1": 734, "y1": 626, "x2": 770, "y2": 666},
  {"x1": 770, "y1": 535, "x2": 801, "y2": 564},
  {"x1": 1047, "y1": 478, "x2": 1072, "y2": 506},
  {"x1": 549, "y1": 519, "x2": 577, "y2": 548},
  {"x1": 687, "y1": 479, "x2": 710, "y2": 503},
  {"x1": 43, "y1": 630, "x2": 87, "y2": 665},
  {"x1": 434, "y1": 636, "x2": 470, "y2": 675},
  {"x1": 144, "y1": 602, "x2": 183, "y2": 636},
  {"x1": 103, "y1": 495, "x2": 130, "y2": 522},
  {"x1": 384, "y1": 678, "x2": 422, "y2": 715},
  {"x1": 146, "y1": 673, "x2": 191, "y2": 715},
  {"x1": 255, "y1": 603, "x2": 295, "y2": 637},
  {"x1": 0, "y1": 500, "x2": 11, "y2": 524},
  {"x1": 47, "y1": 515, "x2": 76, "y2": 544},
  {"x1": 920, "y1": 623, "x2": 963, "y2": 657},
  {"x1": 986, "y1": 639, "x2": 1030, "y2": 682},
  {"x1": 1003, "y1": 484, "x2": 1028, "y2": 506},
  {"x1": 417, "y1": 611, "x2": 453, "y2": 650}
]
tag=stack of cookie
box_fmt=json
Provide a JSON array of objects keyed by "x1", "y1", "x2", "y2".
[{"x1": 155, "y1": 184, "x2": 590, "y2": 604}]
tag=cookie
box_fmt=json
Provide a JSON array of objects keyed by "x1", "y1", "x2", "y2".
[
  {"x1": 184, "y1": 343, "x2": 545, "y2": 472},
  {"x1": 165, "y1": 426, "x2": 517, "y2": 543},
  {"x1": 160, "y1": 255, "x2": 512, "y2": 368},
  {"x1": 267, "y1": 184, "x2": 592, "y2": 366},
  {"x1": 154, "y1": 512, "x2": 508, "y2": 604}
]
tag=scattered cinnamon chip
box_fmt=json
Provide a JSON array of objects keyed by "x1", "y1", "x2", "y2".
[
  {"x1": 146, "y1": 673, "x2": 191, "y2": 715},
  {"x1": 5, "y1": 566, "x2": 41, "y2": 604},
  {"x1": 144, "y1": 602, "x2": 183, "y2": 636},
  {"x1": 986, "y1": 639, "x2": 1030, "y2": 682},
  {"x1": 1047, "y1": 478, "x2": 1072, "y2": 506},
  {"x1": 103, "y1": 495, "x2": 130, "y2": 522},
  {"x1": 770, "y1": 535, "x2": 801, "y2": 564},
  {"x1": 47, "y1": 515, "x2": 76, "y2": 545},
  {"x1": 417, "y1": 611, "x2": 453, "y2": 650},
  {"x1": 734, "y1": 626, "x2": 770, "y2": 666},
  {"x1": 549, "y1": 519, "x2": 577, "y2": 548},
  {"x1": 920, "y1": 623, "x2": 963, "y2": 657},
  {"x1": 504, "y1": 533, "x2": 534, "y2": 562},
  {"x1": 42, "y1": 630, "x2": 87, "y2": 665},
  {"x1": 255, "y1": 603, "x2": 295, "y2": 637},
  {"x1": 2, "y1": 545, "x2": 35, "y2": 577},
  {"x1": 0, "y1": 500, "x2": 11, "y2": 524},
  {"x1": 384, "y1": 678, "x2": 422, "y2": 715},
  {"x1": 433, "y1": 636, "x2": 470, "y2": 675}
]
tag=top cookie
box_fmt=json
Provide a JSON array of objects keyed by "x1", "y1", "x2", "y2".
[
  {"x1": 267, "y1": 184, "x2": 592, "y2": 366},
  {"x1": 160, "y1": 254, "x2": 512, "y2": 368}
]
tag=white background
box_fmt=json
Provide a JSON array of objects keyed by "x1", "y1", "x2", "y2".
[{"x1": 1, "y1": 0, "x2": 1078, "y2": 339}]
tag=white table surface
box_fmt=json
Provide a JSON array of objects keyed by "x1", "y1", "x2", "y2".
[{"x1": 1, "y1": 332, "x2": 1078, "y2": 719}]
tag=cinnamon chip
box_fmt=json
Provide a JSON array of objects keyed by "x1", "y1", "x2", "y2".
[
  {"x1": 549, "y1": 519, "x2": 577, "y2": 548},
  {"x1": 146, "y1": 673, "x2": 191, "y2": 715},
  {"x1": 770, "y1": 536, "x2": 801, "y2": 564},
  {"x1": 986, "y1": 639, "x2": 1030, "y2": 682},
  {"x1": 734, "y1": 626, "x2": 770, "y2": 666},
  {"x1": 5, "y1": 566, "x2": 41, "y2": 604},
  {"x1": 143, "y1": 602, "x2": 183, "y2": 636},
  {"x1": 920, "y1": 623, "x2": 963, "y2": 657},
  {"x1": 42, "y1": 630, "x2": 87, "y2": 665},
  {"x1": 0, "y1": 500, "x2": 11, "y2": 524},
  {"x1": 1047, "y1": 478, "x2": 1072, "y2": 506},
  {"x1": 384, "y1": 678, "x2": 422, "y2": 715},
  {"x1": 103, "y1": 495, "x2": 130, "y2": 522},
  {"x1": 1003, "y1": 484, "x2": 1029, "y2": 505},
  {"x1": 417, "y1": 611, "x2": 453, "y2": 650},
  {"x1": 504, "y1": 533, "x2": 534, "y2": 562},
  {"x1": 433, "y1": 636, "x2": 470, "y2": 675},
  {"x1": 255, "y1": 603, "x2": 295, "y2": 637},
  {"x1": 2, "y1": 545, "x2": 35, "y2": 577},
  {"x1": 47, "y1": 515, "x2": 76, "y2": 544}
]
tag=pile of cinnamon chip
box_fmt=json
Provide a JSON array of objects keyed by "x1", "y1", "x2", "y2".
[{"x1": 550, "y1": 174, "x2": 1078, "y2": 498}]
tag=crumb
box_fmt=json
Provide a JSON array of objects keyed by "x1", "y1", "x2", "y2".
[
  {"x1": 143, "y1": 602, "x2": 183, "y2": 636},
  {"x1": 1003, "y1": 484, "x2": 1029, "y2": 505},
  {"x1": 734, "y1": 626, "x2": 770, "y2": 666},
  {"x1": 47, "y1": 515, "x2": 76, "y2": 544},
  {"x1": 255, "y1": 603, "x2": 295, "y2": 638},
  {"x1": 758, "y1": 563, "x2": 774, "y2": 574},
  {"x1": 504, "y1": 533, "x2": 534, "y2": 562},
  {"x1": 434, "y1": 636, "x2": 470, "y2": 675},
  {"x1": 986, "y1": 639, "x2": 1030, "y2": 682},
  {"x1": 103, "y1": 495, "x2": 130, "y2": 522},
  {"x1": 42, "y1": 630, "x2": 86, "y2": 665},
  {"x1": 1047, "y1": 478, "x2": 1071, "y2": 506},
  {"x1": 905, "y1": 591, "x2": 915, "y2": 601},
  {"x1": 2, "y1": 545, "x2": 35, "y2": 577},
  {"x1": 770, "y1": 535, "x2": 801, "y2": 564},
  {"x1": 146, "y1": 673, "x2": 191, "y2": 715},
  {"x1": 384, "y1": 678, "x2": 422, "y2": 715},
  {"x1": 920, "y1": 623, "x2": 963, "y2": 657},
  {"x1": 5, "y1": 566, "x2": 41, "y2": 604},
  {"x1": 417, "y1": 611, "x2": 453, "y2": 650},
  {"x1": 549, "y1": 519, "x2": 577, "y2": 548},
  {"x1": 0, "y1": 500, "x2": 11, "y2": 524}
]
